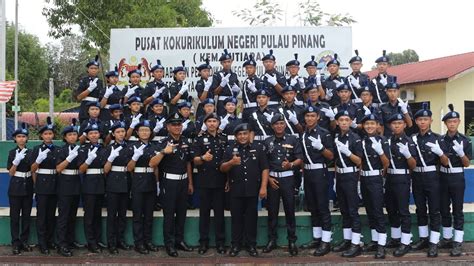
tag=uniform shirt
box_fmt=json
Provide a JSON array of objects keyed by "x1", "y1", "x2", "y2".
[
  {"x1": 301, "y1": 126, "x2": 334, "y2": 165},
  {"x1": 248, "y1": 106, "x2": 277, "y2": 137},
  {"x1": 181, "y1": 118, "x2": 197, "y2": 143},
  {"x1": 127, "y1": 141, "x2": 156, "y2": 193},
  {"x1": 370, "y1": 74, "x2": 395, "y2": 104},
  {"x1": 102, "y1": 118, "x2": 124, "y2": 139},
  {"x1": 261, "y1": 70, "x2": 286, "y2": 104},
  {"x1": 76, "y1": 76, "x2": 104, "y2": 121},
  {"x1": 55, "y1": 143, "x2": 81, "y2": 196},
  {"x1": 211, "y1": 70, "x2": 240, "y2": 98},
  {"x1": 305, "y1": 101, "x2": 332, "y2": 131},
  {"x1": 156, "y1": 136, "x2": 193, "y2": 175},
  {"x1": 220, "y1": 114, "x2": 242, "y2": 141},
  {"x1": 411, "y1": 130, "x2": 443, "y2": 167},
  {"x1": 31, "y1": 143, "x2": 58, "y2": 195},
  {"x1": 388, "y1": 133, "x2": 418, "y2": 170},
  {"x1": 105, "y1": 141, "x2": 130, "y2": 193},
  {"x1": 333, "y1": 102, "x2": 359, "y2": 120},
  {"x1": 344, "y1": 72, "x2": 370, "y2": 101},
  {"x1": 149, "y1": 114, "x2": 168, "y2": 141},
  {"x1": 380, "y1": 101, "x2": 413, "y2": 137},
  {"x1": 222, "y1": 142, "x2": 269, "y2": 197},
  {"x1": 286, "y1": 76, "x2": 305, "y2": 105},
  {"x1": 100, "y1": 85, "x2": 124, "y2": 121},
  {"x1": 124, "y1": 84, "x2": 145, "y2": 100},
  {"x1": 334, "y1": 131, "x2": 363, "y2": 169},
  {"x1": 360, "y1": 135, "x2": 390, "y2": 171},
  {"x1": 163, "y1": 81, "x2": 190, "y2": 114},
  {"x1": 441, "y1": 132, "x2": 473, "y2": 168},
  {"x1": 264, "y1": 134, "x2": 303, "y2": 172},
  {"x1": 77, "y1": 143, "x2": 105, "y2": 194},
  {"x1": 79, "y1": 118, "x2": 105, "y2": 141},
  {"x1": 279, "y1": 103, "x2": 305, "y2": 135},
  {"x1": 7, "y1": 147, "x2": 33, "y2": 196},
  {"x1": 193, "y1": 132, "x2": 228, "y2": 188},
  {"x1": 242, "y1": 76, "x2": 263, "y2": 105},
  {"x1": 143, "y1": 79, "x2": 168, "y2": 100},
  {"x1": 355, "y1": 103, "x2": 383, "y2": 125},
  {"x1": 322, "y1": 75, "x2": 344, "y2": 107}
]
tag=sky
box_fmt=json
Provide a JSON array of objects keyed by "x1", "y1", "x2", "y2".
[{"x1": 4, "y1": 0, "x2": 474, "y2": 71}]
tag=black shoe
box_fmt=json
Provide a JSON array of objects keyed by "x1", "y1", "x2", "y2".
[
  {"x1": 166, "y1": 245, "x2": 178, "y2": 257},
  {"x1": 301, "y1": 238, "x2": 321, "y2": 249},
  {"x1": 216, "y1": 244, "x2": 226, "y2": 254},
  {"x1": 385, "y1": 238, "x2": 401, "y2": 248},
  {"x1": 341, "y1": 244, "x2": 361, "y2": 258},
  {"x1": 332, "y1": 240, "x2": 351, "y2": 252},
  {"x1": 134, "y1": 245, "x2": 149, "y2": 255},
  {"x1": 427, "y1": 243, "x2": 438, "y2": 257},
  {"x1": 362, "y1": 241, "x2": 378, "y2": 252},
  {"x1": 262, "y1": 240, "x2": 277, "y2": 253},
  {"x1": 374, "y1": 245, "x2": 385, "y2": 259},
  {"x1": 87, "y1": 244, "x2": 100, "y2": 253},
  {"x1": 145, "y1": 242, "x2": 159, "y2": 252},
  {"x1": 229, "y1": 246, "x2": 240, "y2": 257},
  {"x1": 393, "y1": 244, "x2": 411, "y2": 257},
  {"x1": 438, "y1": 238, "x2": 453, "y2": 249},
  {"x1": 450, "y1": 242, "x2": 462, "y2": 257},
  {"x1": 39, "y1": 245, "x2": 50, "y2": 255},
  {"x1": 313, "y1": 241, "x2": 331, "y2": 256},
  {"x1": 58, "y1": 246, "x2": 73, "y2": 257},
  {"x1": 411, "y1": 237, "x2": 429, "y2": 250},
  {"x1": 12, "y1": 245, "x2": 21, "y2": 255},
  {"x1": 71, "y1": 241, "x2": 85, "y2": 249},
  {"x1": 288, "y1": 242, "x2": 298, "y2": 256},
  {"x1": 175, "y1": 241, "x2": 193, "y2": 252},
  {"x1": 117, "y1": 241, "x2": 132, "y2": 250},
  {"x1": 108, "y1": 246, "x2": 119, "y2": 254},
  {"x1": 247, "y1": 246, "x2": 258, "y2": 257},
  {"x1": 198, "y1": 243, "x2": 208, "y2": 255},
  {"x1": 20, "y1": 243, "x2": 32, "y2": 252},
  {"x1": 47, "y1": 242, "x2": 58, "y2": 250},
  {"x1": 97, "y1": 242, "x2": 107, "y2": 249}
]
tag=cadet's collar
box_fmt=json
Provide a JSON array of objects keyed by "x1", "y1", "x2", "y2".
[
  {"x1": 237, "y1": 142, "x2": 251, "y2": 149},
  {"x1": 139, "y1": 140, "x2": 149, "y2": 146},
  {"x1": 91, "y1": 143, "x2": 101, "y2": 149},
  {"x1": 43, "y1": 142, "x2": 54, "y2": 149},
  {"x1": 117, "y1": 140, "x2": 127, "y2": 146},
  {"x1": 446, "y1": 131, "x2": 460, "y2": 139},
  {"x1": 419, "y1": 129, "x2": 432, "y2": 137},
  {"x1": 275, "y1": 134, "x2": 286, "y2": 141},
  {"x1": 330, "y1": 75, "x2": 339, "y2": 80},
  {"x1": 154, "y1": 79, "x2": 163, "y2": 84},
  {"x1": 351, "y1": 72, "x2": 360, "y2": 77}
]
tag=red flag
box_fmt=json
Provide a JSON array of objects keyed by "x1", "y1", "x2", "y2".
[{"x1": 0, "y1": 81, "x2": 17, "y2": 103}]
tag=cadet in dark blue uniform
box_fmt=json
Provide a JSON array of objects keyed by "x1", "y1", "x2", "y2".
[
  {"x1": 438, "y1": 104, "x2": 472, "y2": 256},
  {"x1": 219, "y1": 97, "x2": 242, "y2": 143},
  {"x1": 143, "y1": 60, "x2": 168, "y2": 113},
  {"x1": 279, "y1": 85, "x2": 304, "y2": 135},
  {"x1": 103, "y1": 104, "x2": 124, "y2": 145},
  {"x1": 303, "y1": 55, "x2": 325, "y2": 101},
  {"x1": 261, "y1": 50, "x2": 286, "y2": 109},
  {"x1": 355, "y1": 85, "x2": 383, "y2": 135},
  {"x1": 345, "y1": 50, "x2": 369, "y2": 104},
  {"x1": 79, "y1": 101, "x2": 102, "y2": 144},
  {"x1": 286, "y1": 54, "x2": 306, "y2": 106},
  {"x1": 195, "y1": 58, "x2": 215, "y2": 119},
  {"x1": 77, "y1": 123, "x2": 106, "y2": 253},
  {"x1": 211, "y1": 49, "x2": 240, "y2": 116},
  {"x1": 305, "y1": 84, "x2": 334, "y2": 131},
  {"x1": 30, "y1": 117, "x2": 58, "y2": 254},
  {"x1": 76, "y1": 55, "x2": 104, "y2": 124},
  {"x1": 123, "y1": 64, "x2": 145, "y2": 115},
  {"x1": 100, "y1": 65, "x2": 123, "y2": 121},
  {"x1": 126, "y1": 119, "x2": 159, "y2": 254},
  {"x1": 248, "y1": 88, "x2": 277, "y2": 142},
  {"x1": 178, "y1": 101, "x2": 197, "y2": 143},
  {"x1": 359, "y1": 111, "x2": 390, "y2": 259},
  {"x1": 150, "y1": 113, "x2": 194, "y2": 257},
  {"x1": 241, "y1": 55, "x2": 261, "y2": 123},
  {"x1": 149, "y1": 98, "x2": 168, "y2": 143},
  {"x1": 193, "y1": 113, "x2": 228, "y2": 254},
  {"x1": 163, "y1": 61, "x2": 191, "y2": 115},
  {"x1": 262, "y1": 114, "x2": 303, "y2": 256},
  {"x1": 103, "y1": 121, "x2": 132, "y2": 254},
  {"x1": 125, "y1": 96, "x2": 144, "y2": 143},
  {"x1": 331, "y1": 108, "x2": 363, "y2": 257},
  {"x1": 322, "y1": 54, "x2": 344, "y2": 107},
  {"x1": 299, "y1": 105, "x2": 334, "y2": 256},
  {"x1": 380, "y1": 78, "x2": 413, "y2": 137},
  {"x1": 370, "y1": 50, "x2": 395, "y2": 105},
  {"x1": 384, "y1": 110, "x2": 417, "y2": 257},
  {"x1": 196, "y1": 98, "x2": 216, "y2": 135},
  {"x1": 220, "y1": 123, "x2": 269, "y2": 257},
  {"x1": 410, "y1": 103, "x2": 449, "y2": 257},
  {"x1": 331, "y1": 84, "x2": 359, "y2": 131},
  {"x1": 55, "y1": 119, "x2": 82, "y2": 257},
  {"x1": 7, "y1": 124, "x2": 33, "y2": 255}
]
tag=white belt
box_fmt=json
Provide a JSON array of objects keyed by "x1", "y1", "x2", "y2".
[
  {"x1": 268, "y1": 101, "x2": 279, "y2": 105},
  {"x1": 413, "y1": 166, "x2": 437, "y2": 173},
  {"x1": 218, "y1": 96, "x2": 230, "y2": 101},
  {"x1": 328, "y1": 167, "x2": 335, "y2": 172},
  {"x1": 440, "y1": 166, "x2": 464, "y2": 174},
  {"x1": 83, "y1": 96, "x2": 99, "y2": 102},
  {"x1": 111, "y1": 166, "x2": 127, "y2": 172},
  {"x1": 14, "y1": 171, "x2": 31, "y2": 178},
  {"x1": 128, "y1": 136, "x2": 139, "y2": 141},
  {"x1": 86, "y1": 168, "x2": 104, "y2": 175},
  {"x1": 227, "y1": 135, "x2": 235, "y2": 140},
  {"x1": 304, "y1": 163, "x2": 325, "y2": 170},
  {"x1": 164, "y1": 172, "x2": 188, "y2": 180},
  {"x1": 387, "y1": 168, "x2": 410, "y2": 175},
  {"x1": 36, "y1": 169, "x2": 57, "y2": 175},
  {"x1": 253, "y1": 135, "x2": 269, "y2": 141},
  {"x1": 177, "y1": 99, "x2": 186, "y2": 103},
  {"x1": 361, "y1": 170, "x2": 382, "y2": 177},
  {"x1": 134, "y1": 167, "x2": 154, "y2": 173},
  {"x1": 294, "y1": 100, "x2": 304, "y2": 106},
  {"x1": 269, "y1": 170, "x2": 293, "y2": 178},
  {"x1": 103, "y1": 104, "x2": 111, "y2": 109},
  {"x1": 61, "y1": 169, "x2": 79, "y2": 175},
  {"x1": 336, "y1": 166, "x2": 358, "y2": 174},
  {"x1": 152, "y1": 136, "x2": 166, "y2": 141},
  {"x1": 244, "y1": 102, "x2": 257, "y2": 108}
]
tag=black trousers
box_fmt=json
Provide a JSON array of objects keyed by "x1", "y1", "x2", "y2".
[
  {"x1": 267, "y1": 176, "x2": 296, "y2": 242},
  {"x1": 9, "y1": 195, "x2": 33, "y2": 247},
  {"x1": 82, "y1": 194, "x2": 104, "y2": 246},
  {"x1": 361, "y1": 175, "x2": 386, "y2": 234},
  {"x1": 385, "y1": 174, "x2": 412, "y2": 233},
  {"x1": 440, "y1": 173, "x2": 465, "y2": 231},
  {"x1": 412, "y1": 172, "x2": 441, "y2": 231},
  {"x1": 56, "y1": 195, "x2": 80, "y2": 247},
  {"x1": 107, "y1": 192, "x2": 129, "y2": 247},
  {"x1": 35, "y1": 194, "x2": 57, "y2": 247},
  {"x1": 304, "y1": 169, "x2": 331, "y2": 231},
  {"x1": 230, "y1": 196, "x2": 258, "y2": 247},
  {"x1": 199, "y1": 187, "x2": 225, "y2": 245},
  {"x1": 162, "y1": 179, "x2": 188, "y2": 246},
  {"x1": 132, "y1": 191, "x2": 155, "y2": 246},
  {"x1": 336, "y1": 173, "x2": 361, "y2": 233}
]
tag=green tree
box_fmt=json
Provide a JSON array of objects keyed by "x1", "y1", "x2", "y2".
[
  {"x1": 232, "y1": 0, "x2": 283, "y2": 26},
  {"x1": 387, "y1": 49, "x2": 419, "y2": 66}
]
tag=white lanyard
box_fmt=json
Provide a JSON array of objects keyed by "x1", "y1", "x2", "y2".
[
  {"x1": 279, "y1": 107, "x2": 295, "y2": 135},
  {"x1": 302, "y1": 132, "x2": 314, "y2": 165},
  {"x1": 412, "y1": 135, "x2": 427, "y2": 167},
  {"x1": 371, "y1": 79, "x2": 382, "y2": 103},
  {"x1": 387, "y1": 139, "x2": 397, "y2": 170},
  {"x1": 335, "y1": 137, "x2": 348, "y2": 168},
  {"x1": 252, "y1": 112, "x2": 267, "y2": 138},
  {"x1": 362, "y1": 140, "x2": 374, "y2": 171},
  {"x1": 348, "y1": 75, "x2": 360, "y2": 100}
]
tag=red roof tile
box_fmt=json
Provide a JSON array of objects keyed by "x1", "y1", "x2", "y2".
[{"x1": 365, "y1": 52, "x2": 474, "y2": 85}]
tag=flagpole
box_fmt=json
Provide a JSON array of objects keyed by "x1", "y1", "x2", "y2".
[
  {"x1": 0, "y1": 0, "x2": 7, "y2": 140},
  {"x1": 14, "y1": 0, "x2": 18, "y2": 130}
]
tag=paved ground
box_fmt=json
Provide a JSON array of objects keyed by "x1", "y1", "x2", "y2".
[{"x1": 1, "y1": 243, "x2": 474, "y2": 265}]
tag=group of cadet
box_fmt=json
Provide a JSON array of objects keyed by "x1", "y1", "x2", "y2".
[{"x1": 7, "y1": 48, "x2": 472, "y2": 259}]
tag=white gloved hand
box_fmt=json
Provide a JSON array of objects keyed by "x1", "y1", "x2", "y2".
[
  {"x1": 85, "y1": 147, "x2": 98, "y2": 165},
  {"x1": 153, "y1": 118, "x2": 165, "y2": 133},
  {"x1": 178, "y1": 82, "x2": 189, "y2": 95},
  {"x1": 426, "y1": 141, "x2": 444, "y2": 157},
  {"x1": 336, "y1": 140, "x2": 352, "y2": 157},
  {"x1": 246, "y1": 79, "x2": 257, "y2": 92},
  {"x1": 379, "y1": 74, "x2": 388, "y2": 86},
  {"x1": 66, "y1": 145, "x2": 80, "y2": 163},
  {"x1": 12, "y1": 148, "x2": 27, "y2": 166},
  {"x1": 181, "y1": 120, "x2": 190, "y2": 132},
  {"x1": 129, "y1": 113, "x2": 142, "y2": 129},
  {"x1": 298, "y1": 77, "x2": 305, "y2": 88},
  {"x1": 132, "y1": 144, "x2": 146, "y2": 161},
  {"x1": 351, "y1": 118, "x2": 358, "y2": 129},
  {"x1": 219, "y1": 114, "x2": 231, "y2": 130},
  {"x1": 263, "y1": 112, "x2": 273, "y2": 123},
  {"x1": 348, "y1": 75, "x2": 360, "y2": 89},
  {"x1": 87, "y1": 78, "x2": 98, "y2": 92},
  {"x1": 152, "y1": 87, "x2": 165, "y2": 98},
  {"x1": 125, "y1": 85, "x2": 138, "y2": 98},
  {"x1": 35, "y1": 148, "x2": 50, "y2": 164},
  {"x1": 333, "y1": 79, "x2": 343, "y2": 88},
  {"x1": 325, "y1": 88, "x2": 333, "y2": 100},
  {"x1": 103, "y1": 86, "x2": 114, "y2": 98},
  {"x1": 397, "y1": 142, "x2": 412, "y2": 159},
  {"x1": 315, "y1": 73, "x2": 322, "y2": 86},
  {"x1": 453, "y1": 140, "x2": 465, "y2": 157},
  {"x1": 370, "y1": 137, "x2": 384, "y2": 155},
  {"x1": 320, "y1": 107, "x2": 335, "y2": 121},
  {"x1": 107, "y1": 146, "x2": 123, "y2": 163},
  {"x1": 308, "y1": 135, "x2": 323, "y2": 150},
  {"x1": 287, "y1": 110, "x2": 299, "y2": 125},
  {"x1": 219, "y1": 73, "x2": 231, "y2": 87},
  {"x1": 204, "y1": 77, "x2": 213, "y2": 92},
  {"x1": 231, "y1": 84, "x2": 240, "y2": 94},
  {"x1": 290, "y1": 77, "x2": 298, "y2": 86},
  {"x1": 264, "y1": 73, "x2": 278, "y2": 86},
  {"x1": 363, "y1": 105, "x2": 371, "y2": 116},
  {"x1": 398, "y1": 98, "x2": 409, "y2": 114}
]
